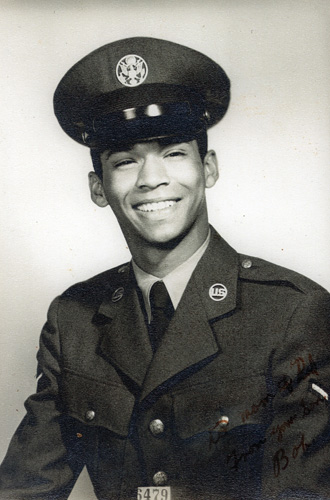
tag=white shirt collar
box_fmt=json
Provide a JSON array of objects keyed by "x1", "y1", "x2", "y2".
[{"x1": 132, "y1": 229, "x2": 211, "y2": 322}]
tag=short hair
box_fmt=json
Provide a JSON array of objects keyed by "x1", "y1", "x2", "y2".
[{"x1": 90, "y1": 129, "x2": 208, "y2": 180}]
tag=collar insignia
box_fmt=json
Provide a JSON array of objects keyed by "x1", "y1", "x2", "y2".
[{"x1": 209, "y1": 283, "x2": 227, "y2": 302}]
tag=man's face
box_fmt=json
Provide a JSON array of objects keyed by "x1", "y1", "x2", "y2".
[{"x1": 89, "y1": 139, "x2": 218, "y2": 248}]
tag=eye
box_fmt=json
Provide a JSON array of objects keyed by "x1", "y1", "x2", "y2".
[
  {"x1": 165, "y1": 150, "x2": 186, "y2": 159},
  {"x1": 114, "y1": 158, "x2": 137, "y2": 168}
]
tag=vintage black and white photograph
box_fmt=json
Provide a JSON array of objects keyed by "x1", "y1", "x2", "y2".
[{"x1": 1, "y1": 1, "x2": 329, "y2": 499}]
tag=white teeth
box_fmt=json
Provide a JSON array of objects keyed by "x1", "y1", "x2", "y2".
[{"x1": 136, "y1": 200, "x2": 176, "y2": 212}]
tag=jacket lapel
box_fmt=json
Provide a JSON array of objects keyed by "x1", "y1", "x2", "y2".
[
  {"x1": 140, "y1": 227, "x2": 239, "y2": 401},
  {"x1": 98, "y1": 268, "x2": 153, "y2": 388}
]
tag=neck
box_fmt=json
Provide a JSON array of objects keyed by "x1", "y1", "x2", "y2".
[{"x1": 128, "y1": 223, "x2": 210, "y2": 278}]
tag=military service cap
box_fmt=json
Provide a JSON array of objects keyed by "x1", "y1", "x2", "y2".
[{"x1": 54, "y1": 37, "x2": 230, "y2": 149}]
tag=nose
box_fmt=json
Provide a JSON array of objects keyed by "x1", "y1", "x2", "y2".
[{"x1": 136, "y1": 155, "x2": 170, "y2": 190}]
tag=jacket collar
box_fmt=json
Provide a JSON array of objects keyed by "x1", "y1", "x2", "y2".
[
  {"x1": 195, "y1": 226, "x2": 238, "y2": 320},
  {"x1": 98, "y1": 268, "x2": 153, "y2": 388},
  {"x1": 140, "y1": 227, "x2": 239, "y2": 400},
  {"x1": 97, "y1": 227, "x2": 239, "y2": 396}
]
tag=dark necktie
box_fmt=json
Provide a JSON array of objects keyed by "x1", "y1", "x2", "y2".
[{"x1": 149, "y1": 281, "x2": 174, "y2": 352}]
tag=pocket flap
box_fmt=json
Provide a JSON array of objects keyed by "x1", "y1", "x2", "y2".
[
  {"x1": 173, "y1": 375, "x2": 269, "y2": 439},
  {"x1": 62, "y1": 369, "x2": 135, "y2": 437}
]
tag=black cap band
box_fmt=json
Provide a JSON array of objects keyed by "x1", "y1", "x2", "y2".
[{"x1": 83, "y1": 100, "x2": 207, "y2": 148}]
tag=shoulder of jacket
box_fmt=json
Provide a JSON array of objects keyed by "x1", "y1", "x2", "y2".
[
  {"x1": 237, "y1": 254, "x2": 328, "y2": 295},
  {"x1": 59, "y1": 262, "x2": 131, "y2": 304}
]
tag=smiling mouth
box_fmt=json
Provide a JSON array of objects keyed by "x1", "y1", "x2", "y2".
[{"x1": 135, "y1": 199, "x2": 179, "y2": 212}]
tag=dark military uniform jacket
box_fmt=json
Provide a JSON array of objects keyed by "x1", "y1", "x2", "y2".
[{"x1": 1, "y1": 227, "x2": 330, "y2": 500}]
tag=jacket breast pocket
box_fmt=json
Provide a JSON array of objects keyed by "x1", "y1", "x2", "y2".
[
  {"x1": 171, "y1": 374, "x2": 272, "y2": 496},
  {"x1": 61, "y1": 368, "x2": 135, "y2": 437}
]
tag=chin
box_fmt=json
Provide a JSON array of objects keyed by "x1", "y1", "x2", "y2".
[{"x1": 143, "y1": 227, "x2": 189, "y2": 249}]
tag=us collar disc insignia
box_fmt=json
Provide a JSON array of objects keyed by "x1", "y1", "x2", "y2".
[
  {"x1": 112, "y1": 287, "x2": 125, "y2": 302},
  {"x1": 116, "y1": 54, "x2": 148, "y2": 87},
  {"x1": 209, "y1": 283, "x2": 227, "y2": 302}
]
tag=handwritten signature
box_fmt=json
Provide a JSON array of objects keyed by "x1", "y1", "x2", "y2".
[
  {"x1": 225, "y1": 410, "x2": 317, "y2": 474},
  {"x1": 241, "y1": 393, "x2": 273, "y2": 424},
  {"x1": 270, "y1": 413, "x2": 298, "y2": 442},
  {"x1": 240, "y1": 353, "x2": 318, "y2": 426},
  {"x1": 271, "y1": 396, "x2": 326, "y2": 442},
  {"x1": 273, "y1": 433, "x2": 310, "y2": 478},
  {"x1": 207, "y1": 353, "x2": 324, "y2": 477},
  {"x1": 226, "y1": 437, "x2": 267, "y2": 471},
  {"x1": 278, "y1": 353, "x2": 318, "y2": 394}
]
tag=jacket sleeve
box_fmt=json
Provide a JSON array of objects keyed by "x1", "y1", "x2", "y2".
[
  {"x1": 0, "y1": 297, "x2": 85, "y2": 499},
  {"x1": 262, "y1": 289, "x2": 330, "y2": 499}
]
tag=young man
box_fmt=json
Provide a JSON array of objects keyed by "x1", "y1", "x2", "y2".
[{"x1": 0, "y1": 37, "x2": 329, "y2": 500}]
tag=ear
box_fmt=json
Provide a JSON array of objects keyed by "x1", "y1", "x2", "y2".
[
  {"x1": 203, "y1": 150, "x2": 219, "y2": 188},
  {"x1": 88, "y1": 172, "x2": 109, "y2": 208}
]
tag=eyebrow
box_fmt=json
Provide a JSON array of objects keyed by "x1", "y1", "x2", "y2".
[
  {"x1": 103, "y1": 141, "x2": 191, "y2": 159},
  {"x1": 102, "y1": 144, "x2": 135, "y2": 159}
]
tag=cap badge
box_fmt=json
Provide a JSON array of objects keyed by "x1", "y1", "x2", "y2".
[
  {"x1": 209, "y1": 283, "x2": 227, "y2": 302},
  {"x1": 116, "y1": 54, "x2": 148, "y2": 87}
]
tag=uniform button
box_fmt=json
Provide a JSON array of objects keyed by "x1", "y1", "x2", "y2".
[
  {"x1": 118, "y1": 265, "x2": 127, "y2": 274},
  {"x1": 149, "y1": 419, "x2": 165, "y2": 436},
  {"x1": 217, "y1": 415, "x2": 229, "y2": 428},
  {"x1": 241, "y1": 259, "x2": 252, "y2": 269},
  {"x1": 153, "y1": 471, "x2": 168, "y2": 486},
  {"x1": 85, "y1": 410, "x2": 95, "y2": 421}
]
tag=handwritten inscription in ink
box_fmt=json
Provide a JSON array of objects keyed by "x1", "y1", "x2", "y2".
[
  {"x1": 206, "y1": 353, "x2": 324, "y2": 478},
  {"x1": 270, "y1": 413, "x2": 298, "y2": 442},
  {"x1": 273, "y1": 433, "x2": 310, "y2": 478},
  {"x1": 278, "y1": 353, "x2": 318, "y2": 394},
  {"x1": 239, "y1": 353, "x2": 318, "y2": 426},
  {"x1": 271, "y1": 372, "x2": 325, "y2": 443},
  {"x1": 226, "y1": 437, "x2": 267, "y2": 471},
  {"x1": 241, "y1": 393, "x2": 272, "y2": 424}
]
